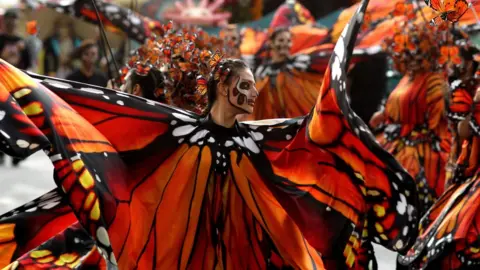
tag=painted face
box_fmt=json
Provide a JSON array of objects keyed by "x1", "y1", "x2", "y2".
[
  {"x1": 227, "y1": 68, "x2": 258, "y2": 114},
  {"x1": 272, "y1": 31, "x2": 292, "y2": 58}
]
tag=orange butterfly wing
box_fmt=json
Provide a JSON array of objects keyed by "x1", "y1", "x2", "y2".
[
  {"x1": 0, "y1": 190, "x2": 77, "y2": 267},
  {"x1": 195, "y1": 76, "x2": 207, "y2": 95},
  {"x1": 427, "y1": 0, "x2": 469, "y2": 23},
  {"x1": 448, "y1": 85, "x2": 474, "y2": 121},
  {"x1": 208, "y1": 51, "x2": 223, "y2": 69},
  {"x1": 447, "y1": 0, "x2": 469, "y2": 22},
  {"x1": 438, "y1": 46, "x2": 451, "y2": 65},
  {"x1": 251, "y1": 1, "x2": 418, "y2": 268}
]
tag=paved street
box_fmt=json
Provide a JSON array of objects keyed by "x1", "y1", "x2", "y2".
[{"x1": 0, "y1": 152, "x2": 398, "y2": 269}]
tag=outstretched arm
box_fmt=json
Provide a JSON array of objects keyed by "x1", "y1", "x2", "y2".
[
  {"x1": 0, "y1": 59, "x2": 202, "y2": 267},
  {"x1": 306, "y1": 0, "x2": 419, "y2": 254}
]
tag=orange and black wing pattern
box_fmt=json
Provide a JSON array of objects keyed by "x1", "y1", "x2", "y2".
[
  {"x1": 0, "y1": 79, "x2": 49, "y2": 158},
  {"x1": 426, "y1": 0, "x2": 469, "y2": 24},
  {"x1": 377, "y1": 73, "x2": 451, "y2": 214},
  {"x1": 43, "y1": 0, "x2": 162, "y2": 43},
  {"x1": 249, "y1": 53, "x2": 326, "y2": 120},
  {"x1": 2, "y1": 222, "x2": 104, "y2": 270},
  {"x1": 0, "y1": 60, "x2": 199, "y2": 268},
  {"x1": 398, "y1": 175, "x2": 480, "y2": 269},
  {"x1": 0, "y1": 189, "x2": 77, "y2": 268},
  {"x1": 306, "y1": 0, "x2": 418, "y2": 259},
  {"x1": 244, "y1": 0, "x2": 418, "y2": 268},
  {"x1": 448, "y1": 79, "x2": 475, "y2": 123},
  {"x1": 438, "y1": 45, "x2": 463, "y2": 67},
  {"x1": 398, "y1": 85, "x2": 480, "y2": 269}
]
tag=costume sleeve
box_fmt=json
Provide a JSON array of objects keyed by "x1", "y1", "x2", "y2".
[
  {"x1": 1, "y1": 222, "x2": 104, "y2": 269},
  {"x1": 0, "y1": 189, "x2": 77, "y2": 267},
  {"x1": 426, "y1": 74, "x2": 448, "y2": 130},
  {"x1": 306, "y1": 0, "x2": 419, "y2": 254},
  {"x1": 425, "y1": 74, "x2": 451, "y2": 150},
  {"x1": 0, "y1": 59, "x2": 200, "y2": 267},
  {"x1": 242, "y1": 1, "x2": 419, "y2": 267},
  {"x1": 448, "y1": 80, "x2": 474, "y2": 123}
]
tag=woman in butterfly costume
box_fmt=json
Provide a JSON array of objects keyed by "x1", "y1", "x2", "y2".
[
  {"x1": 443, "y1": 41, "x2": 480, "y2": 187},
  {"x1": 244, "y1": 27, "x2": 330, "y2": 120},
  {"x1": 369, "y1": 20, "x2": 451, "y2": 216},
  {"x1": 0, "y1": 1, "x2": 419, "y2": 269},
  {"x1": 396, "y1": 37, "x2": 480, "y2": 270}
]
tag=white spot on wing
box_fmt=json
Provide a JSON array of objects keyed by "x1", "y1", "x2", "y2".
[
  {"x1": 116, "y1": 92, "x2": 130, "y2": 98},
  {"x1": 173, "y1": 125, "x2": 196, "y2": 137},
  {"x1": 243, "y1": 137, "x2": 260, "y2": 153},
  {"x1": 396, "y1": 194, "x2": 407, "y2": 215},
  {"x1": 45, "y1": 80, "x2": 72, "y2": 89},
  {"x1": 190, "y1": 130, "x2": 209, "y2": 143},
  {"x1": 172, "y1": 113, "x2": 197, "y2": 123},
  {"x1": 80, "y1": 87, "x2": 104, "y2": 94},
  {"x1": 96, "y1": 227, "x2": 111, "y2": 246},
  {"x1": 249, "y1": 131, "x2": 264, "y2": 141},
  {"x1": 16, "y1": 140, "x2": 30, "y2": 148},
  {"x1": 0, "y1": 130, "x2": 10, "y2": 139}
]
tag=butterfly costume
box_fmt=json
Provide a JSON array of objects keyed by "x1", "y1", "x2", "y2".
[{"x1": 0, "y1": 0, "x2": 418, "y2": 269}]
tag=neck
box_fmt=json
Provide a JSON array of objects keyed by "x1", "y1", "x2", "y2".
[
  {"x1": 271, "y1": 52, "x2": 287, "y2": 64},
  {"x1": 81, "y1": 64, "x2": 94, "y2": 76},
  {"x1": 209, "y1": 101, "x2": 237, "y2": 128}
]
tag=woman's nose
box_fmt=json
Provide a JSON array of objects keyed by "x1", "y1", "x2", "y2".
[{"x1": 253, "y1": 87, "x2": 259, "y2": 97}]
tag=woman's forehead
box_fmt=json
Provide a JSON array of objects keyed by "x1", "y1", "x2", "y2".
[{"x1": 237, "y1": 68, "x2": 254, "y2": 81}]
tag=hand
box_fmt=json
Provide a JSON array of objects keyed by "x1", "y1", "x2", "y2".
[
  {"x1": 458, "y1": 115, "x2": 472, "y2": 140},
  {"x1": 474, "y1": 87, "x2": 480, "y2": 102},
  {"x1": 369, "y1": 111, "x2": 385, "y2": 129}
]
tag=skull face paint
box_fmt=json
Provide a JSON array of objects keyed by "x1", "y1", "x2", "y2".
[{"x1": 227, "y1": 69, "x2": 258, "y2": 114}]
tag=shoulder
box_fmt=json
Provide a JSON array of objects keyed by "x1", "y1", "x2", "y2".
[
  {"x1": 66, "y1": 70, "x2": 81, "y2": 79},
  {"x1": 94, "y1": 70, "x2": 108, "y2": 81}
]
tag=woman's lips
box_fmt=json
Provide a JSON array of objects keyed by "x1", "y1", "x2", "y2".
[{"x1": 248, "y1": 99, "x2": 255, "y2": 106}]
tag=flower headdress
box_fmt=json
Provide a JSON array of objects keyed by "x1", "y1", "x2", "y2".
[
  {"x1": 384, "y1": 20, "x2": 440, "y2": 75},
  {"x1": 116, "y1": 21, "x2": 233, "y2": 114},
  {"x1": 383, "y1": 1, "x2": 478, "y2": 76}
]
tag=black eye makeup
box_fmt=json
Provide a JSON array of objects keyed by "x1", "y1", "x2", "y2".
[{"x1": 239, "y1": 81, "x2": 250, "y2": 90}]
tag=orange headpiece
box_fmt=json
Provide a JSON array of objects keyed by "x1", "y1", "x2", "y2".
[{"x1": 117, "y1": 21, "x2": 233, "y2": 114}]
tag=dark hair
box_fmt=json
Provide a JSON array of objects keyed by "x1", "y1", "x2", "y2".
[
  {"x1": 4, "y1": 9, "x2": 19, "y2": 19},
  {"x1": 129, "y1": 68, "x2": 164, "y2": 101},
  {"x1": 269, "y1": 27, "x2": 290, "y2": 42},
  {"x1": 461, "y1": 45, "x2": 480, "y2": 74},
  {"x1": 71, "y1": 39, "x2": 97, "y2": 60},
  {"x1": 205, "y1": 58, "x2": 249, "y2": 114}
]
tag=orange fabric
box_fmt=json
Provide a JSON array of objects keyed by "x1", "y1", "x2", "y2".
[{"x1": 377, "y1": 73, "x2": 451, "y2": 214}]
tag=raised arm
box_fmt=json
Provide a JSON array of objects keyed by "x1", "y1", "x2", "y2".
[
  {"x1": 306, "y1": 0, "x2": 419, "y2": 253},
  {"x1": 0, "y1": 59, "x2": 201, "y2": 267}
]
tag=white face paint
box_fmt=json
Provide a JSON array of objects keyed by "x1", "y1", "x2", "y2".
[{"x1": 227, "y1": 68, "x2": 258, "y2": 114}]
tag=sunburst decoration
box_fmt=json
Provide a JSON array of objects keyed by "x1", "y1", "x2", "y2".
[{"x1": 162, "y1": 0, "x2": 231, "y2": 27}]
